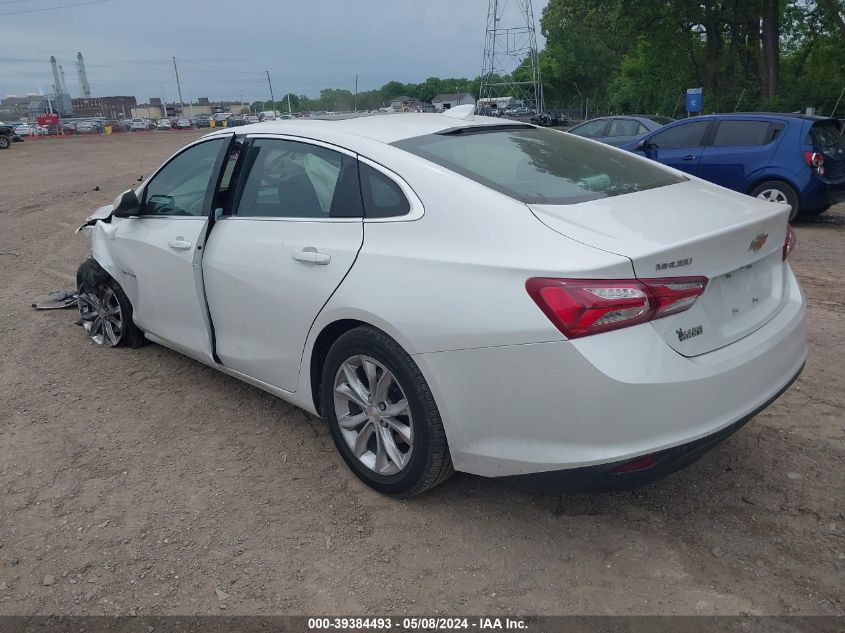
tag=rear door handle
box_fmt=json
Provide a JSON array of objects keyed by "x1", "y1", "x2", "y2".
[
  {"x1": 292, "y1": 247, "x2": 331, "y2": 265},
  {"x1": 682, "y1": 154, "x2": 698, "y2": 161},
  {"x1": 168, "y1": 238, "x2": 192, "y2": 250}
]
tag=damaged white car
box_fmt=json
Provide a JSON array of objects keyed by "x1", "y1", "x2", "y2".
[{"x1": 77, "y1": 107, "x2": 806, "y2": 496}]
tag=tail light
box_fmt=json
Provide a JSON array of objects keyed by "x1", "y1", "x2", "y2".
[
  {"x1": 783, "y1": 225, "x2": 796, "y2": 261},
  {"x1": 804, "y1": 151, "x2": 825, "y2": 176},
  {"x1": 526, "y1": 276, "x2": 708, "y2": 339}
]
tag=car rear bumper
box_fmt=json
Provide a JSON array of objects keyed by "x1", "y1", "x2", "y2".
[
  {"x1": 415, "y1": 266, "x2": 806, "y2": 478},
  {"x1": 503, "y1": 360, "x2": 803, "y2": 492},
  {"x1": 799, "y1": 174, "x2": 845, "y2": 212}
]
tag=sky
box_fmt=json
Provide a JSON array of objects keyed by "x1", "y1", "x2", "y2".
[{"x1": 0, "y1": 0, "x2": 548, "y2": 103}]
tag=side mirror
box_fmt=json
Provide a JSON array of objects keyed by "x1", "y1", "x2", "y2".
[
  {"x1": 635, "y1": 137, "x2": 651, "y2": 151},
  {"x1": 112, "y1": 189, "x2": 140, "y2": 218}
]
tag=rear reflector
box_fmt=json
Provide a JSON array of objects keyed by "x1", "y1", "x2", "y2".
[
  {"x1": 611, "y1": 454, "x2": 660, "y2": 474},
  {"x1": 526, "y1": 276, "x2": 708, "y2": 339},
  {"x1": 783, "y1": 225, "x2": 796, "y2": 261}
]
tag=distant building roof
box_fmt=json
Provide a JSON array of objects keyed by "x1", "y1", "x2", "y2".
[{"x1": 431, "y1": 93, "x2": 474, "y2": 103}]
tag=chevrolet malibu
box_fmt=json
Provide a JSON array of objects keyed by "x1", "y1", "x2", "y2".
[{"x1": 76, "y1": 106, "x2": 806, "y2": 497}]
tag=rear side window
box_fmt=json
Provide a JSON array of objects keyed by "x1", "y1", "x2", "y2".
[
  {"x1": 648, "y1": 121, "x2": 710, "y2": 149},
  {"x1": 393, "y1": 127, "x2": 685, "y2": 205},
  {"x1": 359, "y1": 163, "x2": 410, "y2": 218},
  {"x1": 607, "y1": 119, "x2": 643, "y2": 137},
  {"x1": 712, "y1": 120, "x2": 777, "y2": 146},
  {"x1": 232, "y1": 138, "x2": 362, "y2": 218}
]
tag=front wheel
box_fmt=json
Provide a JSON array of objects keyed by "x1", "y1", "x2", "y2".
[
  {"x1": 750, "y1": 180, "x2": 799, "y2": 221},
  {"x1": 0, "y1": 135, "x2": 10, "y2": 149},
  {"x1": 76, "y1": 258, "x2": 146, "y2": 348},
  {"x1": 321, "y1": 326, "x2": 453, "y2": 497}
]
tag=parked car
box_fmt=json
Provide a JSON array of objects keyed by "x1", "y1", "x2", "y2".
[
  {"x1": 245, "y1": 114, "x2": 260, "y2": 124},
  {"x1": 621, "y1": 113, "x2": 845, "y2": 218},
  {"x1": 1, "y1": 121, "x2": 23, "y2": 142},
  {"x1": 226, "y1": 115, "x2": 247, "y2": 127},
  {"x1": 530, "y1": 112, "x2": 567, "y2": 127},
  {"x1": 176, "y1": 118, "x2": 192, "y2": 129},
  {"x1": 76, "y1": 120, "x2": 98, "y2": 134},
  {"x1": 75, "y1": 110, "x2": 805, "y2": 497},
  {"x1": 194, "y1": 116, "x2": 211, "y2": 128},
  {"x1": 0, "y1": 122, "x2": 14, "y2": 149},
  {"x1": 129, "y1": 118, "x2": 147, "y2": 131},
  {"x1": 157, "y1": 118, "x2": 172, "y2": 130},
  {"x1": 505, "y1": 106, "x2": 534, "y2": 117},
  {"x1": 14, "y1": 123, "x2": 36, "y2": 137},
  {"x1": 568, "y1": 115, "x2": 674, "y2": 146}
]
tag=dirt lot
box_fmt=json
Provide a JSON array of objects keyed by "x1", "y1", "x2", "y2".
[{"x1": 0, "y1": 133, "x2": 842, "y2": 617}]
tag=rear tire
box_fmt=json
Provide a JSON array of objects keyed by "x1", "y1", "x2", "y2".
[
  {"x1": 0, "y1": 135, "x2": 10, "y2": 150},
  {"x1": 321, "y1": 326, "x2": 453, "y2": 497},
  {"x1": 749, "y1": 180, "x2": 799, "y2": 221}
]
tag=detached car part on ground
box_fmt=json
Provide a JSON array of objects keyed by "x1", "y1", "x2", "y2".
[{"x1": 75, "y1": 106, "x2": 807, "y2": 497}]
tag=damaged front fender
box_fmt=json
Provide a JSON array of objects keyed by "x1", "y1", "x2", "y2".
[
  {"x1": 76, "y1": 203, "x2": 114, "y2": 239},
  {"x1": 87, "y1": 219, "x2": 121, "y2": 284}
]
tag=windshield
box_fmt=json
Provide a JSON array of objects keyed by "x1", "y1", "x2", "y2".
[{"x1": 392, "y1": 127, "x2": 685, "y2": 204}]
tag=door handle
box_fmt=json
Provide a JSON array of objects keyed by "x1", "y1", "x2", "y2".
[
  {"x1": 292, "y1": 247, "x2": 331, "y2": 265},
  {"x1": 168, "y1": 238, "x2": 192, "y2": 250},
  {"x1": 682, "y1": 154, "x2": 698, "y2": 161}
]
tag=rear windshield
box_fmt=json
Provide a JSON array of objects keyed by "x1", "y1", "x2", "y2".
[
  {"x1": 808, "y1": 121, "x2": 844, "y2": 153},
  {"x1": 392, "y1": 127, "x2": 684, "y2": 205}
]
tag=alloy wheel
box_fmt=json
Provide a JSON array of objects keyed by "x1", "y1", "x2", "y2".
[
  {"x1": 78, "y1": 285, "x2": 124, "y2": 346},
  {"x1": 333, "y1": 355, "x2": 414, "y2": 476},
  {"x1": 756, "y1": 188, "x2": 788, "y2": 204}
]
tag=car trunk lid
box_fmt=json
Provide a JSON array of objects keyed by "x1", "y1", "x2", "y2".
[{"x1": 529, "y1": 179, "x2": 791, "y2": 356}]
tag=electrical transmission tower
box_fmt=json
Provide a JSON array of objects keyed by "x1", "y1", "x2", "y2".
[{"x1": 479, "y1": 0, "x2": 543, "y2": 113}]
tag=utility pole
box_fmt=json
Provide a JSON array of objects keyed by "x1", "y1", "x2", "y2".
[
  {"x1": 172, "y1": 57, "x2": 184, "y2": 116},
  {"x1": 354, "y1": 74, "x2": 358, "y2": 113},
  {"x1": 287, "y1": 93, "x2": 292, "y2": 114},
  {"x1": 266, "y1": 70, "x2": 276, "y2": 114}
]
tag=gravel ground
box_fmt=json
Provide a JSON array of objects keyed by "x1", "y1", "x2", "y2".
[{"x1": 0, "y1": 132, "x2": 842, "y2": 616}]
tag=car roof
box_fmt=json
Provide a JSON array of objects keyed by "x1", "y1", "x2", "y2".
[
  {"x1": 203, "y1": 112, "x2": 523, "y2": 145},
  {"x1": 677, "y1": 112, "x2": 833, "y2": 122}
]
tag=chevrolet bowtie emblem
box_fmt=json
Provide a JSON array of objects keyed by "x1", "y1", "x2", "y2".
[{"x1": 749, "y1": 233, "x2": 768, "y2": 252}]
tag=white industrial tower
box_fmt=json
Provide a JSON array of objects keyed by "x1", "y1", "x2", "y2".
[
  {"x1": 76, "y1": 52, "x2": 91, "y2": 98},
  {"x1": 479, "y1": 0, "x2": 543, "y2": 113},
  {"x1": 50, "y1": 56, "x2": 62, "y2": 95}
]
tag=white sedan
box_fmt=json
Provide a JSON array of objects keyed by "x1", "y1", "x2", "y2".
[{"x1": 76, "y1": 106, "x2": 806, "y2": 496}]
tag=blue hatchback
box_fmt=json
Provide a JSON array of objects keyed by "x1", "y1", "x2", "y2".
[{"x1": 620, "y1": 113, "x2": 845, "y2": 218}]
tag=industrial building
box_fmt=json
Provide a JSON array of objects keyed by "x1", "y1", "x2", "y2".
[
  {"x1": 431, "y1": 93, "x2": 477, "y2": 111},
  {"x1": 72, "y1": 96, "x2": 137, "y2": 119}
]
